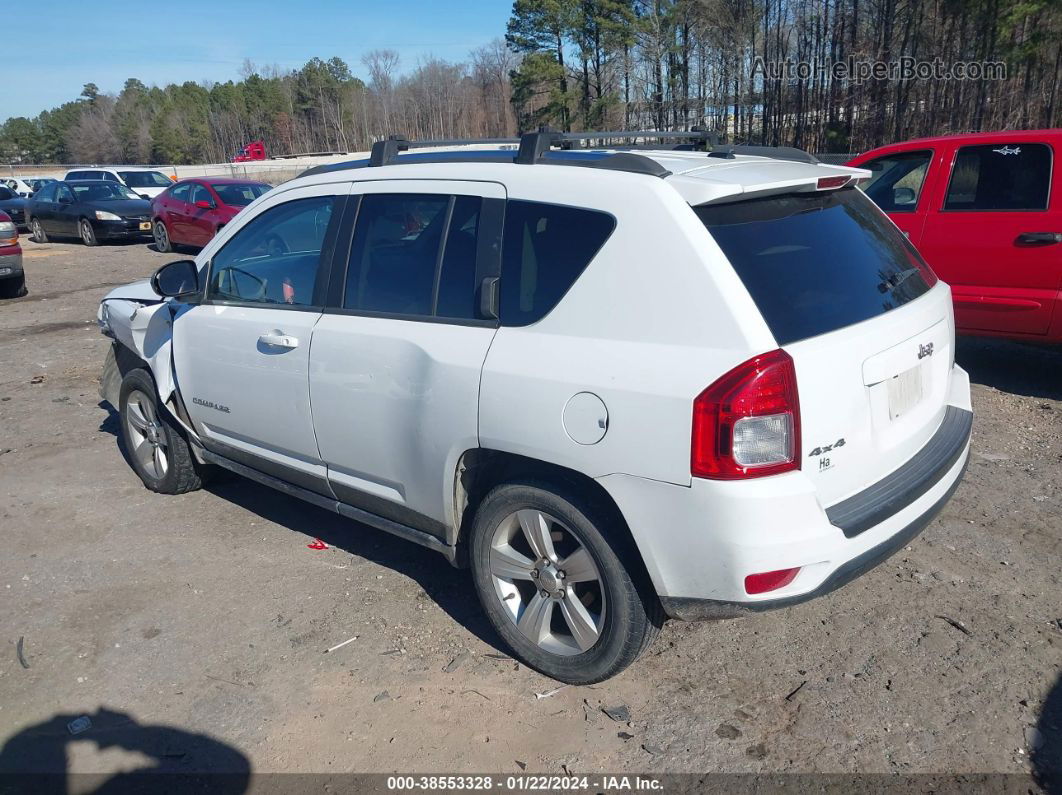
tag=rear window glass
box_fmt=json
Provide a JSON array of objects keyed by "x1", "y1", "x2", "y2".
[
  {"x1": 500, "y1": 200, "x2": 615, "y2": 326},
  {"x1": 697, "y1": 188, "x2": 934, "y2": 345}
]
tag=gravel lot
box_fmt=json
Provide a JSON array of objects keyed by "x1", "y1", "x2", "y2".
[{"x1": 0, "y1": 239, "x2": 1059, "y2": 787}]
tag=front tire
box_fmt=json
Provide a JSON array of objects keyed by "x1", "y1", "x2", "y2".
[
  {"x1": 30, "y1": 218, "x2": 47, "y2": 243},
  {"x1": 153, "y1": 219, "x2": 172, "y2": 253},
  {"x1": 79, "y1": 218, "x2": 98, "y2": 247},
  {"x1": 118, "y1": 369, "x2": 202, "y2": 494},
  {"x1": 469, "y1": 482, "x2": 661, "y2": 684},
  {"x1": 0, "y1": 275, "x2": 26, "y2": 298}
]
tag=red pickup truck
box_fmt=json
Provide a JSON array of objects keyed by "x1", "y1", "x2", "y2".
[
  {"x1": 0, "y1": 210, "x2": 24, "y2": 298},
  {"x1": 849, "y1": 130, "x2": 1062, "y2": 343}
]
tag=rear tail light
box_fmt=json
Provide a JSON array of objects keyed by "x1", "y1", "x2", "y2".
[
  {"x1": 0, "y1": 220, "x2": 16, "y2": 247},
  {"x1": 691, "y1": 349, "x2": 800, "y2": 479},
  {"x1": 745, "y1": 567, "x2": 800, "y2": 594}
]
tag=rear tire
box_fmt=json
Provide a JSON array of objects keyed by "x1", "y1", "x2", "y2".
[
  {"x1": 469, "y1": 481, "x2": 661, "y2": 684},
  {"x1": 79, "y1": 218, "x2": 98, "y2": 247},
  {"x1": 30, "y1": 218, "x2": 47, "y2": 243},
  {"x1": 0, "y1": 275, "x2": 26, "y2": 299},
  {"x1": 118, "y1": 369, "x2": 202, "y2": 494},
  {"x1": 153, "y1": 219, "x2": 172, "y2": 253}
]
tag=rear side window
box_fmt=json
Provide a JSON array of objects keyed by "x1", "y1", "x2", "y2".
[
  {"x1": 170, "y1": 183, "x2": 192, "y2": 202},
  {"x1": 859, "y1": 150, "x2": 931, "y2": 212},
  {"x1": 944, "y1": 143, "x2": 1051, "y2": 211},
  {"x1": 500, "y1": 200, "x2": 615, "y2": 326},
  {"x1": 343, "y1": 193, "x2": 486, "y2": 320},
  {"x1": 697, "y1": 189, "x2": 934, "y2": 346},
  {"x1": 66, "y1": 171, "x2": 93, "y2": 180}
]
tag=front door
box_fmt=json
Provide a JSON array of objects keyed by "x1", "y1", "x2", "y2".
[
  {"x1": 309, "y1": 180, "x2": 504, "y2": 538},
  {"x1": 171, "y1": 184, "x2": 346, "y2": 494},
  {"x1": 857, "y1": 147, "x2": 937, "y2": 245},
  {"x1": 918, "y1": 140, "x2": 1062, "y2": 337}
]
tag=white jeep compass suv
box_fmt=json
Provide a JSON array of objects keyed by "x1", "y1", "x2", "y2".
[{"x1": 98, "y1": 131, "x2": 973, "y2": 683}]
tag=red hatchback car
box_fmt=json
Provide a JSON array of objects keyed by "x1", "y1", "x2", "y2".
[
  {"x1": 849, "y1": 130, "x2": 1062, "y2": 343},
  {"x1": 151, "y1": 178, "x2": 271, "y2": 251}
]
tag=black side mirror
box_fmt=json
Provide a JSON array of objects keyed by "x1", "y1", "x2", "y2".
[
  {"x1": 893, "y1": 186, "x2": 916, "y2": 205},
  {"x1": 151, "y1": 259, "x2": 200, "y2": 298}
]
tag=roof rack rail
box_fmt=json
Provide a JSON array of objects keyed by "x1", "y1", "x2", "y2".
[{"x1": 300, "y1": 129, "x2": 820, "y2": 180}]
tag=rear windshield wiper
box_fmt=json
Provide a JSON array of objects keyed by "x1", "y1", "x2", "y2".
[{"x1": 878, "y1": 267, "x2": 920, "y2": 293}]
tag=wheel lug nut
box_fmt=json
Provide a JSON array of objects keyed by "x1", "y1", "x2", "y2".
[
  {"x1": 540, "y1": 590, "x2": 549, "y2": 598},
  {"x1": 530, "y1": 569, "x2": 539, "y2": 578},
  {"x1": 557, "y1": 570, "x2": 565, "y2": 578}
]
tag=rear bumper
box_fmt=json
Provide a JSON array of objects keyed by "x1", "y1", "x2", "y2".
[{"x1": 599, "y1": 365, "x2": 973, "y2": 620}]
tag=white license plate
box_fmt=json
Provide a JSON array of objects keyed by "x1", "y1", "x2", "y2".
[{"x1": 887, "y1": 365, "x2": 924, "y2": 420}]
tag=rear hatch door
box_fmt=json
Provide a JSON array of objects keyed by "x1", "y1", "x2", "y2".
[{"x1": 697, "y1": 187, "x2": 955, "y2": 507}]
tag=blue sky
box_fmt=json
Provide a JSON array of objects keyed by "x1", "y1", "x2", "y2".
[{"x1": 5, "y1": 0, "x2": 512, "y2": 119}]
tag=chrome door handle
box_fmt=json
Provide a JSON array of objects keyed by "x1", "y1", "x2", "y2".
[{"x1": 258, "y1": 332, "x2": 299, "y2": 349}]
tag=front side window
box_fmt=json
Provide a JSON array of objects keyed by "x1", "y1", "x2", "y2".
[
  {"x1": 859, "y1": 150, "x2": 932, "y2": 212},
  {"x1": 944, "y1": 143, "x2": 1051, "y2": 211},
  {"x1": 343, "y1": 194, "x2": 451, "y2": 316},
  {"x1": 189, "y1": 184, "x2": 212, "y2": 206},
  {"x1": 57, "y1": 185, "x2": 74, "y2": 203},
  {"x1": 208, "y1": 196, "x2": 336, "y2": 307},
  {"x1": 500, "y1": 200, "x2": 616, "y2": 326}
]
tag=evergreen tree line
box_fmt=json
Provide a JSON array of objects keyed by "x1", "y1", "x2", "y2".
[{"x1": 1, "y1": 0, "x2": 1059, "y2": 165}]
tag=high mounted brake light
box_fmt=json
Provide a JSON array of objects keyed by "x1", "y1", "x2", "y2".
[
  {"x1": 692, "y1": 349, "x2": 801, "y2": 480},
  {"x1": 816, "y1": 175, "x2": 851, "y2": 190}
]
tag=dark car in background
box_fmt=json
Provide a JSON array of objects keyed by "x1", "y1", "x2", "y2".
[
  {"x1": 0, "y1": 185, "x2": 27, "y2": 229},
  {"x1": 27, "y1": 181, "x2": 152, "y2": 246},
  {"x1": 151, "y1": 177, "x2": 271, "y2": 251},
  {"x1": 0, "y1": 211, "x2": 25, "y2": 298}
]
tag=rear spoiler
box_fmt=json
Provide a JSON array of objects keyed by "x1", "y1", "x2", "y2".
[{"x1": 672, "y1": 163, "x2": 872, "y2": 207}]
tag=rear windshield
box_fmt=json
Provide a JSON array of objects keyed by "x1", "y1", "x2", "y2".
[{"x1": 696, "y1": 188, "x2": 934, "y2": 345}]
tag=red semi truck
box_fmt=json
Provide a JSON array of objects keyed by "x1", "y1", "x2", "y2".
[{"x1": 232, "y1": 140, "x2": 267, "y2": 162}]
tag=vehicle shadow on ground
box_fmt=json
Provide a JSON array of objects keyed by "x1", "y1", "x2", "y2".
[
  {"x1": 1034, "y1": 671, "x2": 1062, "y2": 793},
  {"x1": 0, "y1": 706, "x2": 250, "y2": 793},
  {"x1": 956, "y1": 337, "x2": 1062, "y2": 401},
  {"x1": 96, "y1": 401, "x2": 505, "y2": 652},
  {"x1": 206, "y1": 476, "x2": 506, "y2": 653}
]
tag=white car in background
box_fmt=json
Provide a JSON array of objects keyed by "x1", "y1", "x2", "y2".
[
  {"x1": 96, "y1": 132, "x2": 973, "y2": 683},
  {"x1": 63, "y1": 167, "x2": 174, "y2": 199},
  {"x1": 2, "y1": 178, "x2": 49, "y2": 197}
]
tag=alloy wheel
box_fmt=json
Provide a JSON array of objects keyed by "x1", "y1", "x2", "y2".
[
  {"x1": 124, "y1": 390, "x2": 169, "y2": 480},
  {"x1": 154, "y1": 221, "x2": 169, "y2": 251},
  {"x1": 488, "y1": 509, "x2": 606, "y2": 656}
]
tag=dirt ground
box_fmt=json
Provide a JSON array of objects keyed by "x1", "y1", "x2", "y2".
[{"x1": 0, "y1": 238, "x2": 1059, "y2": 786}]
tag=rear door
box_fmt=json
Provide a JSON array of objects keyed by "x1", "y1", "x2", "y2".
[
  {"x1": 162, "y1": 182, "x2": 194, "y2": 243},
  {"x1": 309, "y1": 180, "x2": 503, "y2": 539},
  {"x1": 171, "y1": 183, "x2": 346, "y2": 494},
  {"x1": 187, "y1": 183, "x2": 217, "y2": 246},
  {"x1": 55, "y1": 184, "x2": 79, "y2": 235},
  {"x1": 918, "y1": 140, "x2": 1062, "y2": 337},
  {"x1": 698, "y1": 187, "x2": 954, "y2": 507}
]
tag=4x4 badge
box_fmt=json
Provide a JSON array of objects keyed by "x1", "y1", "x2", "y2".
[
  {"x1": 808, "y1": 438, "x2": 845, "y2": 457},
  {"x1": 918, "y1": 342, "x2": 934, "y2": 359}
]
